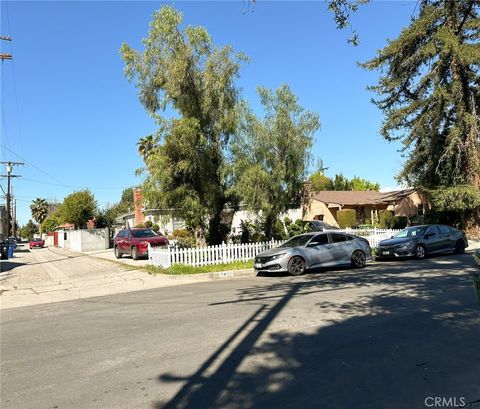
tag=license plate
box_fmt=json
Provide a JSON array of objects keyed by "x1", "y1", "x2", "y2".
[
  {"x1": 254, "y1": 263, "x2": 262, "y2": 269},
  {"x1": 382, "y1": 251, "x2": 390, "y2": 255}
]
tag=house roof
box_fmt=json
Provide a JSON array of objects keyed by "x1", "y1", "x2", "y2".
[{"x1": 312, "y1": 189, "x2": 417, "y2": 206}]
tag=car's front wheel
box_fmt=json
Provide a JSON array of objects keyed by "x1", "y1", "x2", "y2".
[
  {"x1": 114, "y1": 246, "x2": 122, "y2": 259},
  {"x1": 351, "y1": 250, "x2": 366, "y2": 268},
  {"x1": 455, "y1": 240, "x2": 465, "y2": 254},
  {"x1": 287, "y1": 256, "x2": 306, "y2": 276},
  {"x1": 414, "y1": 244, "x2": 426, "y2": 260},
  {"x1": 131, "y1": 246, "x2": 139, "y2": 260}
]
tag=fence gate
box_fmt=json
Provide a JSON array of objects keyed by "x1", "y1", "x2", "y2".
[{"x1": 53, "y1": 232, "x2": 58, "y2": 246}]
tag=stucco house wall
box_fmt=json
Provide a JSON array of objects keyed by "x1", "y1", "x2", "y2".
[
  {"x1": 303, "y1": 201, "x2": 339, "y2": 226},
  {"x1": 394, "y1": 191, "x2": 430, "y2": 218}
]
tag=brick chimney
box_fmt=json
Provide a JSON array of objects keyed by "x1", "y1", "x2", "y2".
[{"x1": 133, "y1": 189, "x2": 145, "y2": 226}]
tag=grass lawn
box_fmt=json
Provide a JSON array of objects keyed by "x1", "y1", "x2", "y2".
[{"x1": 145, "y1": 260, "x2": 253, "y2": 275}]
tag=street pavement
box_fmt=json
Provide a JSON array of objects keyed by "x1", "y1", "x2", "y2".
[{"x1": 1, "y1": 252, "x2": 479, "y2": 409}]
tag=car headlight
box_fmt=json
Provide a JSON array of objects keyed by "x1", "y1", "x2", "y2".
[
  {"x1": 395, "y1": 240, "x2": 414, "y2": 249},
  {"x1": 267, "y1": 253, "x2": 286, "y2": 261}
]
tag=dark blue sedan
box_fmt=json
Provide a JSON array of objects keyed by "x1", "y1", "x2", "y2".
[{"x1": 376, "y1": 224, "x2": 468, "y2": 260}]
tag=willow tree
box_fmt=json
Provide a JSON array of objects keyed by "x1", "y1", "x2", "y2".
[
  {"x1": 231, "y1": 85, "x2": 320, "y2": 239},
  {"x1": 362, "y1": 0, "x2": 480, "y2": 189},
  {"x1": 121, "y1": 6, "x2": 246, "y2": 244}
]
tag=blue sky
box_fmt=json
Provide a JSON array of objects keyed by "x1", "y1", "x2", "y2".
[{"x1": 0, "y1": 1, "x2": 416, "y2": 225}]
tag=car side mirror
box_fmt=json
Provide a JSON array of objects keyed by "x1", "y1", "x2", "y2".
[{"x1": 424, "y1": 233, "x2": 433, "y2": 239}]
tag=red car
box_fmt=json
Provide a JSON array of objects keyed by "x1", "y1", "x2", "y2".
[
  {"x1": 29, "y1": 237, "x2": 45, "y2": 249},
  {"x1": 114, "y1": 228, "x2": 168, "y2": 260}
]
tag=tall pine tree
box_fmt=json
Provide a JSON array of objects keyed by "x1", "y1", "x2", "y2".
[{"x1": 362, "y1": 0, "x2": 480, "y2": 189}]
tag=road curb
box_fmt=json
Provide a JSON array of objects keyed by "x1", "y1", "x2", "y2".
[{"x1": 148, "y1": 268, "x2": 256, "y2": 281}]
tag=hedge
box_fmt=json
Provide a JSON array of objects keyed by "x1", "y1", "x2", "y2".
[{"x1": 337, "y1": 209, "x2": 357, "y2": 229}]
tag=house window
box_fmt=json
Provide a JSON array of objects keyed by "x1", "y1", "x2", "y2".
[{"x1": 417, "y1": 204, "x2": 424, "y2": 216}]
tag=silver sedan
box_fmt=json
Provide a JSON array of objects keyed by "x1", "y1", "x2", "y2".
[{"x1": 254, "y1": 232, "x2": 372, "y2": 276}]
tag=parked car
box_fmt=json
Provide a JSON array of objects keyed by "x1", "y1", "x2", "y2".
[
  {"x1": 303, "y1": 220, "x2": 340, "y2": 232},
  {"x1": 114, "y1": 228, "x2": 168, "y2": 260},
  {"x1": 29, "y1": 237, "x2": 45, "y2": 249},
  {"x1": 254, "y1": 231, "x2": 372, "y2": 276},
  {"x1": 375, "y1": 224, "x2": 468, "y2": 260}
]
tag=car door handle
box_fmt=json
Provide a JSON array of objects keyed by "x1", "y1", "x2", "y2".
[{"x1": 326, "y1": 245, "x2": 332, "y2": 249}]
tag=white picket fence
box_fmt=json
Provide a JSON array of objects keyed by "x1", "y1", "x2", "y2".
[
  {"x1": 344, "y1": 228, "x2": 401, "y2": 248},
  {"x1": 148, "y1": 229, "x2": 402, "y2": 268},
  {"x1": 149, "y1": 240, "x2": 283, "y2": 268}
]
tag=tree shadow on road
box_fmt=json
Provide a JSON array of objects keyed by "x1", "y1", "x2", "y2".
[{"x1": 153, "y1": 255, "x2": 480, "y2": 409}]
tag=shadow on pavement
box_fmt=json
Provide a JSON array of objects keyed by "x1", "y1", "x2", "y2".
[
  {"x1": 0, "y1": 260, "x2": 26, "y2": 273},
  {"x1": 153, "y1": 254, "x2": 480, "y2": 409}
]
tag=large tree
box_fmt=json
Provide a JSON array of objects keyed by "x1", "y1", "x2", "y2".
[
  {"x1": 59, "y1": 190, "x2": 97, "y2": 229},
  {"x1": 30, "y1": 198, "x2": 48, "y2": 233},
  {"x1": 19, "y1": 220, "x2": 38, "y2": 241},
  {"x1": 231, "y1": 84, "x2": 320, "y2": 239},
  {"x1": 361, "y1": 0, "x2": 480, "y2": 189},
  {"x1": 121, "y1": 5, "x2": 246, "y2": 244}
]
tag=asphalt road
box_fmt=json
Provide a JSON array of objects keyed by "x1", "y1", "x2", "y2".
[{"x1": 1, "y1": 253, "x2": 479, "y2": 409}]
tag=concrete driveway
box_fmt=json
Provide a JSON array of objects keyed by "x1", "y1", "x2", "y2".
[
  {"x1": 0, "y1": 244, "x2": 202, "y2": 309},
  {"x1": 1, "y1": 252, "x2": 479, "y2": 409}
]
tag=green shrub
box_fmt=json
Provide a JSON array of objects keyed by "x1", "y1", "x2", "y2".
[
  {"x1": 287, "y1": 221, "x2": 304, "y2": 237},
  {"x1": 337, "y1": 209, "x2": 357, "y2": 228},
  {"x1": 391, "y1": 216, "x2": 408, "y2": 229},
  {"x1": 173, "y1": 228, "x2": 190, "y2": 238},
  {"x1": 144, "y1": 220, "x2": 153, "y2": 228},
  {"x1": 152, "y1": 223, "x2": 160, "y2": 233},
  {"x1": 273, "y1": 219, "x2": 288, "y2": 240},
  {"x1": 283, "y1": 217, "x2": 292, "y2": 227},
  {"x1": 135, "y1": 223, "x2": 144, "y2": 228},
  {"x1": 172, "y1": 228, "x2": 196, "y2": 248},
  {"x1": 378, "y1": 210, "x2": 394, "y2": 228}
]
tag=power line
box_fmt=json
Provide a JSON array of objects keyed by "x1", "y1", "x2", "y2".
[
  {"x1": 0, "y1": 143, "x2": 66, "y2": 185},
  {"x1": 22, "y1": 177, "x2": 125, "y2": 190}
]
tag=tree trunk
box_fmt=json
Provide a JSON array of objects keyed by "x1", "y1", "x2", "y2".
[{"x1": 264, "y1": 213, "x2": 276, "y2": 241}]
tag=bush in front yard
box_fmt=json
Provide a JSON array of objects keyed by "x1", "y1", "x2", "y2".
[
  {"x1": 391, "y1": 216, "x2": 408, "y2": 229},
  {"x1": 337, "y1": 209, "x2": 357, "y2": 228},
  {"x1": 273, "y1": 219, "x2": 288, "y2": 240},
  {"x1": 378, "y1": 210, "x2": 394, "y2": 228},
  {"x1": 144, "y1": 220, "x2": 153, "y2": 228},
  {"x1": 172, "y1": 228, "x2": 196, "y2": 248}
]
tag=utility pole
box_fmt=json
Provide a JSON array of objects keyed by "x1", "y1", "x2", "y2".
[
  {"x1": 0, "y1": 35, "x2": 12, "y2": 61},
  {"x1": 0, "y1": 161, "x2": 23, "y2": 237}
]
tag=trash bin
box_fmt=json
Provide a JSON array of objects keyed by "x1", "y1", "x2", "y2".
[
  {"x1": 7, "y1": 244, "x2": 14, "y2": 258},
  {"x1": 0, "y1": 243, "x2": 8, "y2": 260},
  {"x1": 470, "y1": 273, "x2": 480, "y2": 304}
]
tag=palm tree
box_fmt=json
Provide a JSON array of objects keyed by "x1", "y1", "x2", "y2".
[
  {"x1": 30, "y1": 198, "x2": 48, "y2": 233},
  {"x1": 137, "y1": 134, "x2": 157, "y2": 161}
]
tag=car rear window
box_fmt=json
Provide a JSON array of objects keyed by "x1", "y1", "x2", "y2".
[
  {"x1": 438, "y1": 225, "x2": 452, "y2": 234},
  {"x1": 330, "y1": 233, "x2": 347, "y2": 243},
  {"x1": 131, "y1": 229, "x2": 157, "y2": 238}
]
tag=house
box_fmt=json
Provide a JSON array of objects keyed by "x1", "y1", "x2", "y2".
[
  {"x1": 304, "y1": 188, "x2": 430, "y2": 226},
  {"x1": 114, "y1": 189, "x2": 186, "y2": 235}
]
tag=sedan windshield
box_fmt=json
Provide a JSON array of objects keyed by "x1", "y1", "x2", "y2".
[
  {"x1": 394, "y1": 226, "x2": 427, "y2": 238},
  {"x1": 278, "y1": 234, "x2": 312, "y2": 248},
  {"x1": 131, "y1": 229, "x2": 157, "y2": 238}
]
